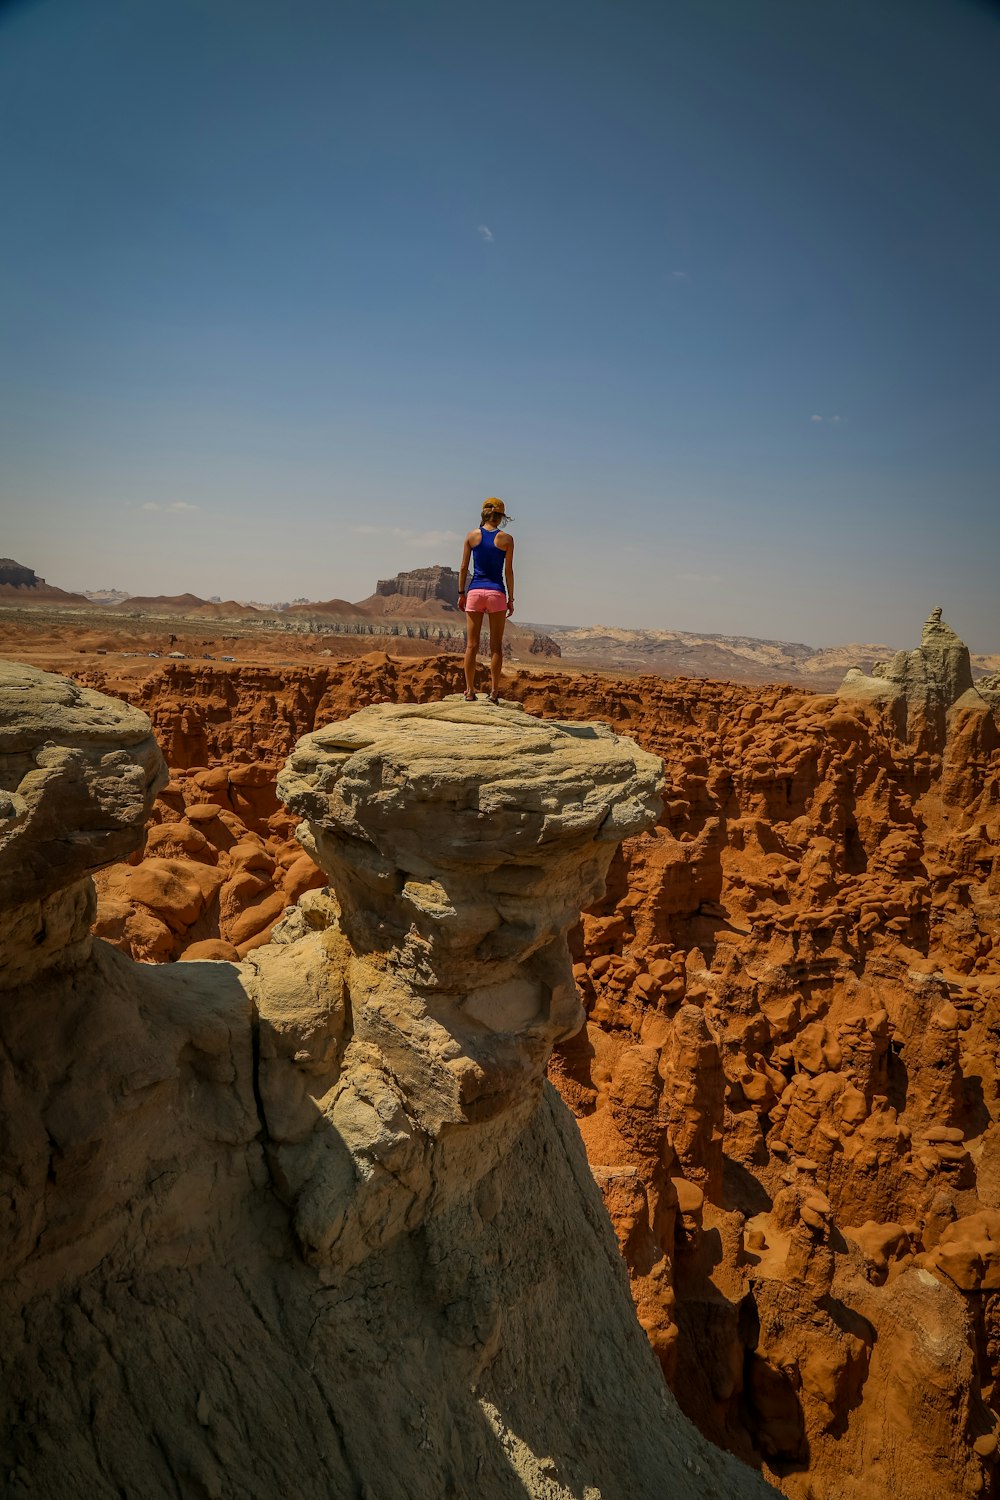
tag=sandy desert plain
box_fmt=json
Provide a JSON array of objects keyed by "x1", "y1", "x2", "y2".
[{"x1": 2, "y1": 570, "x2": 1000, "y2": 1500}]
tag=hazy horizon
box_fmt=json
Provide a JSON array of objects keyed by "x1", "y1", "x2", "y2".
[
  {"x1": 2, "y1": 0, "x2": 999, "y2": 651},
  {"x1": 8, "y1": 551, "x2": 996, "y2": 657}
]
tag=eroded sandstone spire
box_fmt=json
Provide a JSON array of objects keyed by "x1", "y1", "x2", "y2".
[
  {"x1": 920, "y1": 605, "x2": 975, "y2": 704},
  {"x1": 838, "y1": 607, "x2": 984, "y2": 741},
  {"x1": 254, "y1": 700, "x2": 666, "y2": 1265}
]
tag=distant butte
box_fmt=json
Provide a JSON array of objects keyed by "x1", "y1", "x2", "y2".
[
  {"x1": 374, "y1": 563, "x2": 460, "y2": 605},
  {"x1": 0, "y1": 557, "x2": 89, "y2": 607}
]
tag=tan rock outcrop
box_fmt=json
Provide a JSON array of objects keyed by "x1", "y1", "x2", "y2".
[
  {"x1": 0, "y1": 668, "x2": 774, "y2": 1499},
  {"x1": 838, "y1": 606, "x2": 975, "y2": 742},
  {"x1": 0, "y1": 660, "x2": 166, "y2": 901},
  {"x1": 0, "y1": 660, "x2": 166, "y2": 986},
  {"x1": 266, "y1": 701, "x2": 667, "y2": 1263}
]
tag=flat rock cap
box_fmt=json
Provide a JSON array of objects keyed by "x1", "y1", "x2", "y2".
[
  {"x1": 279, "y1": 698, "x2": 665, "y2": 868},
  {"x1": 0, "y1": 660, "x2": 157, "y2": 754}
]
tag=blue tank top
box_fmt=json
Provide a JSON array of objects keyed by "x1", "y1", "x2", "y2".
[{"x1": 470, "y1": 527, "x2": 506, "y2": 593}]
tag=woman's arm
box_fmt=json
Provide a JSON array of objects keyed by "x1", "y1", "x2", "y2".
[
  {"x1": 457, "y1": 535, "x2": 473, "y2": 607},
  {"x1": 504, "y1": 535, "x2": 515, "y2": 617}
]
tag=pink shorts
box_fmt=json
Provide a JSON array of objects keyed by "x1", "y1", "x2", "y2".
[{"x1": 465, "y1": 589, "x2": 507, "y2": 614}]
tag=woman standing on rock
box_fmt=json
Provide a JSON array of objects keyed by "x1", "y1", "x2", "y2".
[{"x1": 457, "y1": 498, "x2": 514, "y2": 703}]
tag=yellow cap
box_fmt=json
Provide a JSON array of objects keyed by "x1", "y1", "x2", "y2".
[{"x1": 482, "y1": 498, "x2": 505, "y2": 515}]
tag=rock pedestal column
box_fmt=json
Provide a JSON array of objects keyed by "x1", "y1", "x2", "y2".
[{"x1": 267, "y1": 698, "x2": 665, "y2": 1263}]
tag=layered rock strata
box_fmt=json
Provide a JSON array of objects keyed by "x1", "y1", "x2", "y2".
[
  {"x1": 375, "y1": 564, "x2": 461, "y2": 605},
  {"x1": 264, "y1": 701, "x2": 668, "y2": 1272},
  {"x1": 0, "y1": 559, "x2": 38, "y2": 588},
  {"x1": 0, "y1": 667, "x2": 772, "y2": 1499}
]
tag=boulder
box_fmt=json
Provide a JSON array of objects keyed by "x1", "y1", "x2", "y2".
[
  {"x1": 0, "y1": 659, "x2": 166, "y2": 909},
  {"x1": 0, "y1": 661, "x2": 166, "y2": 984}
]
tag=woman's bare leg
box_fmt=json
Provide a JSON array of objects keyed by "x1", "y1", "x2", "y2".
[
  {"x1": 464, "y1": 611, "x2": 484, "y2": 694},
  {"x1": 487, "y1": 611, "x2": 506, "y2": 696}
]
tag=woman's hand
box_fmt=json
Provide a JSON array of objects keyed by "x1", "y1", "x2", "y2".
[
  {"x1": 506, "y1": 597, "x2": 514, "y2": 618},
  {"x1": 458, "y1": 592, "x2": 467, "y2": 611}
]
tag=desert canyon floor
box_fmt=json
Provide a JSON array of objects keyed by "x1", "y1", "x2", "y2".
[{"x1": 2, "y1": 604, "x2": 999, "y2": 1500}]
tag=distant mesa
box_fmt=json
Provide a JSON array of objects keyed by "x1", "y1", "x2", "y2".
[
  {"x1": 0, "y1": 558, "x2": 540, "y2": 659},
  {"x1": 282, "y1": 568, "x2": 459, "y2": 619},
  {"x1": 375, "y1": 564, "x2": 460, "y2": 607},
  {"x1": 0, "y1": 559, "x2": 39, "y2": 588},
  {"x1": 285, "y1": 566, "x2": 461, "y2": 623},
  {"x1": 96, "y1": 569, "x2": 467, "y2": 623},
  {"x1": 0, "y1": 557, "x2": 89, "y2": 607}
]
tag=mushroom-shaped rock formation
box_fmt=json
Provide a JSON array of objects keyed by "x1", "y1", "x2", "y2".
[
  {"x1": 276, "y1": 701, "x2": 663, "y2": 1114},
  {"x1": 277, "y1": 700, "x2": 662, "y2": 972},
  {"x1": 0, "y1": 669, "x2": 775, "y2": 1500},
  {"x1": 263, "y1": 699, "x2": 667, "y2": 1264}
]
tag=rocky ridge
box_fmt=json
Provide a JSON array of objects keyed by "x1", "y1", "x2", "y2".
[
  {"x1": 537, "y1": 618, "x2": 1000, "y2": 691},
  {"x1": 0, "y1": 664, "x2": 772, "y2": 1498},
  {"x1": 0, "y1": 661, "x2": 167, "y2": 987}
]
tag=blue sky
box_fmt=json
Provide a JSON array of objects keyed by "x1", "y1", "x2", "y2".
[{"x1": 1, "y1": 0, "x2": 998, "y2": 647}]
